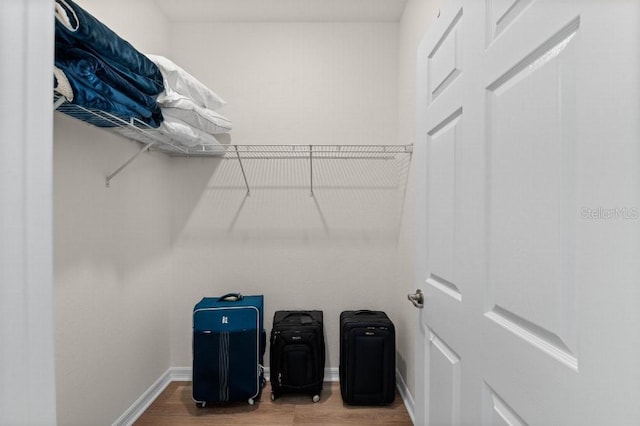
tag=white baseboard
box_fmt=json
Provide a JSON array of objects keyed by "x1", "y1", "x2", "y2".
[
  {"x1": 114, "y1": 366, "x2": 413, "y2": 426},
  {"x1": 396, "y1": 369, "x2": 415, "y2": 425},
  {"x1": 112, "y1": 368, "x2": 170, "y2": 426},
  {"x1": 168, "y1": 366, "x2": 192, "y2": 381},
  {"x1": 112, "y1": 367, "x2": 192, "y2": 426}
]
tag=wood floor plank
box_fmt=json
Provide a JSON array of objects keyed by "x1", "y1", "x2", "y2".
[{"x1": 134, "y1": 382, "x2": 412, "y2": 425}]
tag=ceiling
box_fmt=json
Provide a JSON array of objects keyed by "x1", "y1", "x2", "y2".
[{"x1": 154, "y1": 0, "x2": 408, "y2": 23}]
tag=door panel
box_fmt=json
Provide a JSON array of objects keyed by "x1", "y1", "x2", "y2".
[
  {"x1": 428, "y1": 8, "x2": 463, "y2": 102},
  {"x1": 427, "y1": 111, "x2": 459, "y2": 285},
  {"x1": 485, "y1": 17, "x2": 579, "y2": 369},
  {"x1": 428, "y1": 331, "x2": 461, "y2": 426},
  {"x1": 482, "y1": 383, "x2": 527, "y2": 426},
  {"x1": 414, "y1": 0, "x2": 640, "y2": 425},
  {"x1": 486, "y1": 0, "x2": 533, "y2": 42}
]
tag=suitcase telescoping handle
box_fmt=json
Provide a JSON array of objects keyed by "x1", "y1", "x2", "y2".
[{"x1": 218, "y1": 292, "x2": 243, "y2": 302}]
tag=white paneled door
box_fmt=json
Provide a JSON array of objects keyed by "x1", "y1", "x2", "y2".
[{"x1": 413, "y1": 0, "x2": 640, "y2": 424}]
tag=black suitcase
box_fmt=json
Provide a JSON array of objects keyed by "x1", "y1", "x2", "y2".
[
  {"x1": 340, "y1": 310, "x2": 395, "y2": 405},
  {"x1": 269, "y1": 310, "x2": 325, "y2": 402}
]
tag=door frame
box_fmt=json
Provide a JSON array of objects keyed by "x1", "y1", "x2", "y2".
[
  {"x1": 412, "y1": 8, "x2": 435, "y2": 423},
  {"x1": 0, "y1": 0, "x2": 57, "y2": 423}
]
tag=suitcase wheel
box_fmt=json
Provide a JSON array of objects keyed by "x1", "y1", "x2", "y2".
[
  {"x1": 248, "y1": 398, "x2": 255, "y2": 406},
  {"x1": 312, "y1": 394, "x2": 320, "y2": 403},
  {"x1": 195, "y1": 401, "x2": 206, "y2": 408}
]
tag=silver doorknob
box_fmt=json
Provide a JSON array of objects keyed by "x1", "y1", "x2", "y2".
[{"x1": 407, "y1": 289, "x2": 424, "y2": 309}]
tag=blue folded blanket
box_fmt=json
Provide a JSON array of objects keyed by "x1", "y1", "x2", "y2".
[
  {"x1": 55, "y1": 0, "x2": 163, "y2": 96},
  {"x1": 54, "y1": 0, "x2": 164, "y2": 127},
  {"x1": 55, "y1": 43, "x2": 163, "y2": 127}
]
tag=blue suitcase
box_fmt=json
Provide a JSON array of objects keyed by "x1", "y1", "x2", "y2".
[{"x1": 192, "y1": 293, "x2": 265, "y2": 407}]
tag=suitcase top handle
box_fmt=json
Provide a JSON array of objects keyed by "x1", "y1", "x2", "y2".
[
  {"x1": 218, "y1": 293, "x2": 243, "y2": 302},
  {"x1": 354, "y1": 310, "x2": 376, "y2": 315},
  {"x1": 282, "y1": 312, "x2": 314, "y2": 324}
]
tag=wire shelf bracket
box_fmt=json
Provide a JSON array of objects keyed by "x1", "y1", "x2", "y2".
[
  {"x1": 105, "y1": 141, "x2": 156, "y2": 188},
  {"x1": 234, "y1": 145, "x2": 250, "y2": 196},
  {"x1": 310, "y1": 145, "x2": 314, "y2": 197},
  {"x1": 55, "y1": 94, "x2": 174, "y2": 187}
]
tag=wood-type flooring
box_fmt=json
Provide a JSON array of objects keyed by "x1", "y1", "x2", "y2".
[{"x1": 134, "y1": 381, "x2": 413, "y2": 425}]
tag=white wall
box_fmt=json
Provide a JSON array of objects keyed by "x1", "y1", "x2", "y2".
[
  {"x1": 394, "y1": 0, "x2": 444, "y2": 398},
  {"x1": 54, "y1": 116, "x2": 173, "y2": 425},
  {"x1": 165, "y1": 22, "x2": 398, "y2": 146},
  {"x1": 53, "y1": 1, "x2": 173, "y2": 425},
  {"x1": 168, "y1": 155, "x2": 408, "y2": 369},
  {"x1": 165, "y1": 22, "x2": 402, "y2": 369},
  {"x1": 77, "y1": 0, "x2": 172, "y2": 57}
]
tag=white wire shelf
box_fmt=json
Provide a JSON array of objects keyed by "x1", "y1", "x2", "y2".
[
  {"x1": 209, "y1": 144, "x2": 412, "y2": 159},
  {"x1": 53, "y1": 94, "x2": 412, "y2": 190},
  {"x1": 54, "y1": 94, "x2": 197, "y2": 156}
]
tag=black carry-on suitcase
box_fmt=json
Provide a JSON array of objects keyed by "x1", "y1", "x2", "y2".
[
  {"x1": 340, "y1": 310, "x2": 395, "y2": 405},
  {"x1": 269, "y1": 310, "x2": 325, "y2": 402},
  {"x1": 192, "y1": 293, "x2": 265, "y2": 407}
]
